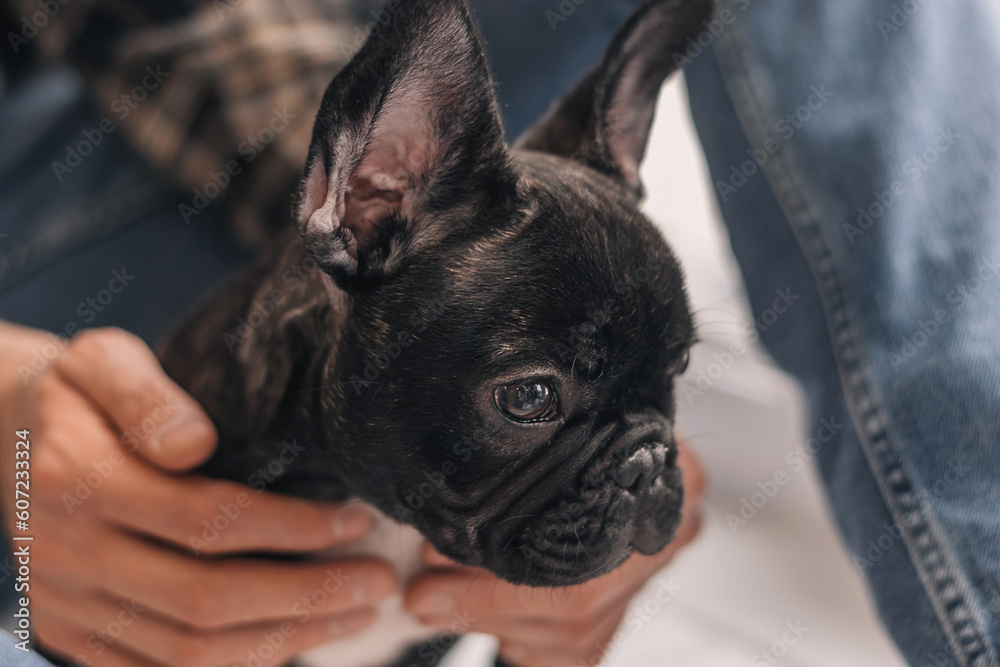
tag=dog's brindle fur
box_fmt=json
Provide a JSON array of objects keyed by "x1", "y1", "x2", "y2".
[{"x1": 159, "y1": 0, "x2": 712, "y2": 663}]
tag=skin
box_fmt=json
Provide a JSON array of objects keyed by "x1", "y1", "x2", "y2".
[{"x1": 0, "y1": 322, "x2": 703, "y2": 667}]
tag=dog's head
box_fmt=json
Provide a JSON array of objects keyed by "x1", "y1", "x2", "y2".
[{"x1": 295, "y1": 0, "x2": 709, "y2": 586}]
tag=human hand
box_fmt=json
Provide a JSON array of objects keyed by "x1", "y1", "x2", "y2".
[
  {"x1": 404, "y1": 441, "x2": 704, "y2": 667},
  {"x1": 0, "y1": 325, "x2": 396, "y2": 666}
]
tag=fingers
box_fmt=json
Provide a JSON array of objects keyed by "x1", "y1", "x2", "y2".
[
  {"x1": 652, "y1": 438, "x2": 706, "y2": 562},
  {"x1": 422, "y1": 543, "x2": 462, "y2": 567},
  {"x1": 33, "y1": 609, "x2": 161, "y2": 667},
  {"x1": 98, "y1": 460, "x2": 374, "y2": 554},
  {"x1": 424, "y1": 605, "x2": 619, "y2": 651},
  {"x1": 676, "y1": 438, "x2": 706, "y2": 506},
  {"x1": 33, "y1": 581, "x2": 376, "y2": 667},
  {"x1": 411, "y1": 587, "x2": 627, "y2": 667},
  {"x1": 15, "y1": 324, "x2": 400, "y2": 667},
  {"x1": 31, "y1": 363, "x2": 373, "y2": 556},
  {"x1": 75, "y1": 529, "x2": 395, "y2": 631},
  {"x1": 497, "y1": 608, "x2": 625, "y2": 667},
  {"x1": 406, "y1": 568, "x2": 623, "y2": 623},
  {"x1": 54, "y1": 327, "x2": 217, "y2": 471}
]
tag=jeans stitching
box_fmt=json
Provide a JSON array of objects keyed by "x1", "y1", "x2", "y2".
[{"x1": 712, "y1": 19, "x2": 997, "y2": 667}]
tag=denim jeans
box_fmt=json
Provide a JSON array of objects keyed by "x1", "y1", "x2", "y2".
[
  {"x1": 682, "y1": 1, "x2": 1000, "y2": 666},
  {"x1": 2, "y1": 1, "x2": 998, "y2": 666},
  {"x1": 0, "y1": 66, "x2": 258, "y2": 342},
  {"x1": 1, "y1": 629, "x2": 55, "y2": 666}
]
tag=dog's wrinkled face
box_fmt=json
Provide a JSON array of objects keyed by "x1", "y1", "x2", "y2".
[{"x1": 294, "y1": 0, "x2": 710, "y2": 586}]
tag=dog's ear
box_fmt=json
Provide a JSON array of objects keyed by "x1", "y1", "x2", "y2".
[
  {"x1": 515, "y1": 0, "x2": 715, "y2": 196},
  {"x1": 296, "y1": 0, "x2": 515, "y2": 290}
]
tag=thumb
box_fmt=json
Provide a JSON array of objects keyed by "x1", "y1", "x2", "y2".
[{"x1": 55, "y1": 327, "x2": 217, "y2": 471}]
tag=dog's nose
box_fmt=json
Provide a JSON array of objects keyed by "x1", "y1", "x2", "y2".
[{"x1": 610, "y1": 442, "x2": 667, "y2": 493}]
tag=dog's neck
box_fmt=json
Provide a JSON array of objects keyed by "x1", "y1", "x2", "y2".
[{"x1": 160, "y1": 229, "x2": 355, "y2": 500}]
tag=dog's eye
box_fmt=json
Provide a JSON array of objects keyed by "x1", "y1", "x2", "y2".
[
  {"x1": 494, "y1": 381, "x2": 558, "y2": 422},
  {"x1": 670, "y1": 350, "x2": 691, "y2": 375}
]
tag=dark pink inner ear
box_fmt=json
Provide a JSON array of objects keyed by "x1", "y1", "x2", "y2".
[{"x1": 299, "y1": 91, "x2": 442, "y2": 253}]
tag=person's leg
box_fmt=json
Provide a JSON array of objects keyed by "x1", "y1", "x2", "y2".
[
  {"x1": 685, "y1": 1, "x2": 1000, "y2": 665},
  {"x1": 466, "y1": 0, "x2": 643, "y2": 140},
  {"x1": 0, "y1": 66, "x2": 255, "y2": 345}
]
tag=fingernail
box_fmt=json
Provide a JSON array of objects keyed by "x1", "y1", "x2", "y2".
[
  {"x1": 334, "y1": 506, "x2": 372, "y2": 541},
  {"x1": 413, "y1": 592, "x2": 454, "y2": 614},
  {"x1": 354, "y1": 570, "x2": 396, "y2": 604},
  {"x1": 426, "y1": 549, "x2": 458, "y2": 567},
  {"x1": 154, "y1": 414, "x2": 203, "y2": 452},
  {"x1": 329, "y1": 609, "x2": 374, "y2": 636}
]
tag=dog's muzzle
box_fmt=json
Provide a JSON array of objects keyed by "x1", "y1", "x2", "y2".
[
  {"x1": 482, "y1": 412, "x2": 684, "y2": 586},
  {"x1": 607, "y1": 418, "x2": 683, "y2": 555}
]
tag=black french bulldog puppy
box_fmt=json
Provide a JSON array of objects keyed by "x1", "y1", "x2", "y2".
[{"x1": 161, "y1": 0, "x2": 709, "y2": 595}]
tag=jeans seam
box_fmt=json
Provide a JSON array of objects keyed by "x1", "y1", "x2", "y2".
[
  {"x1": 711, "y1": 22, "x2": 997, "y2": 667},
  {"x1": 0, "y1": 181, "x2": 165, "y2": 293}
]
